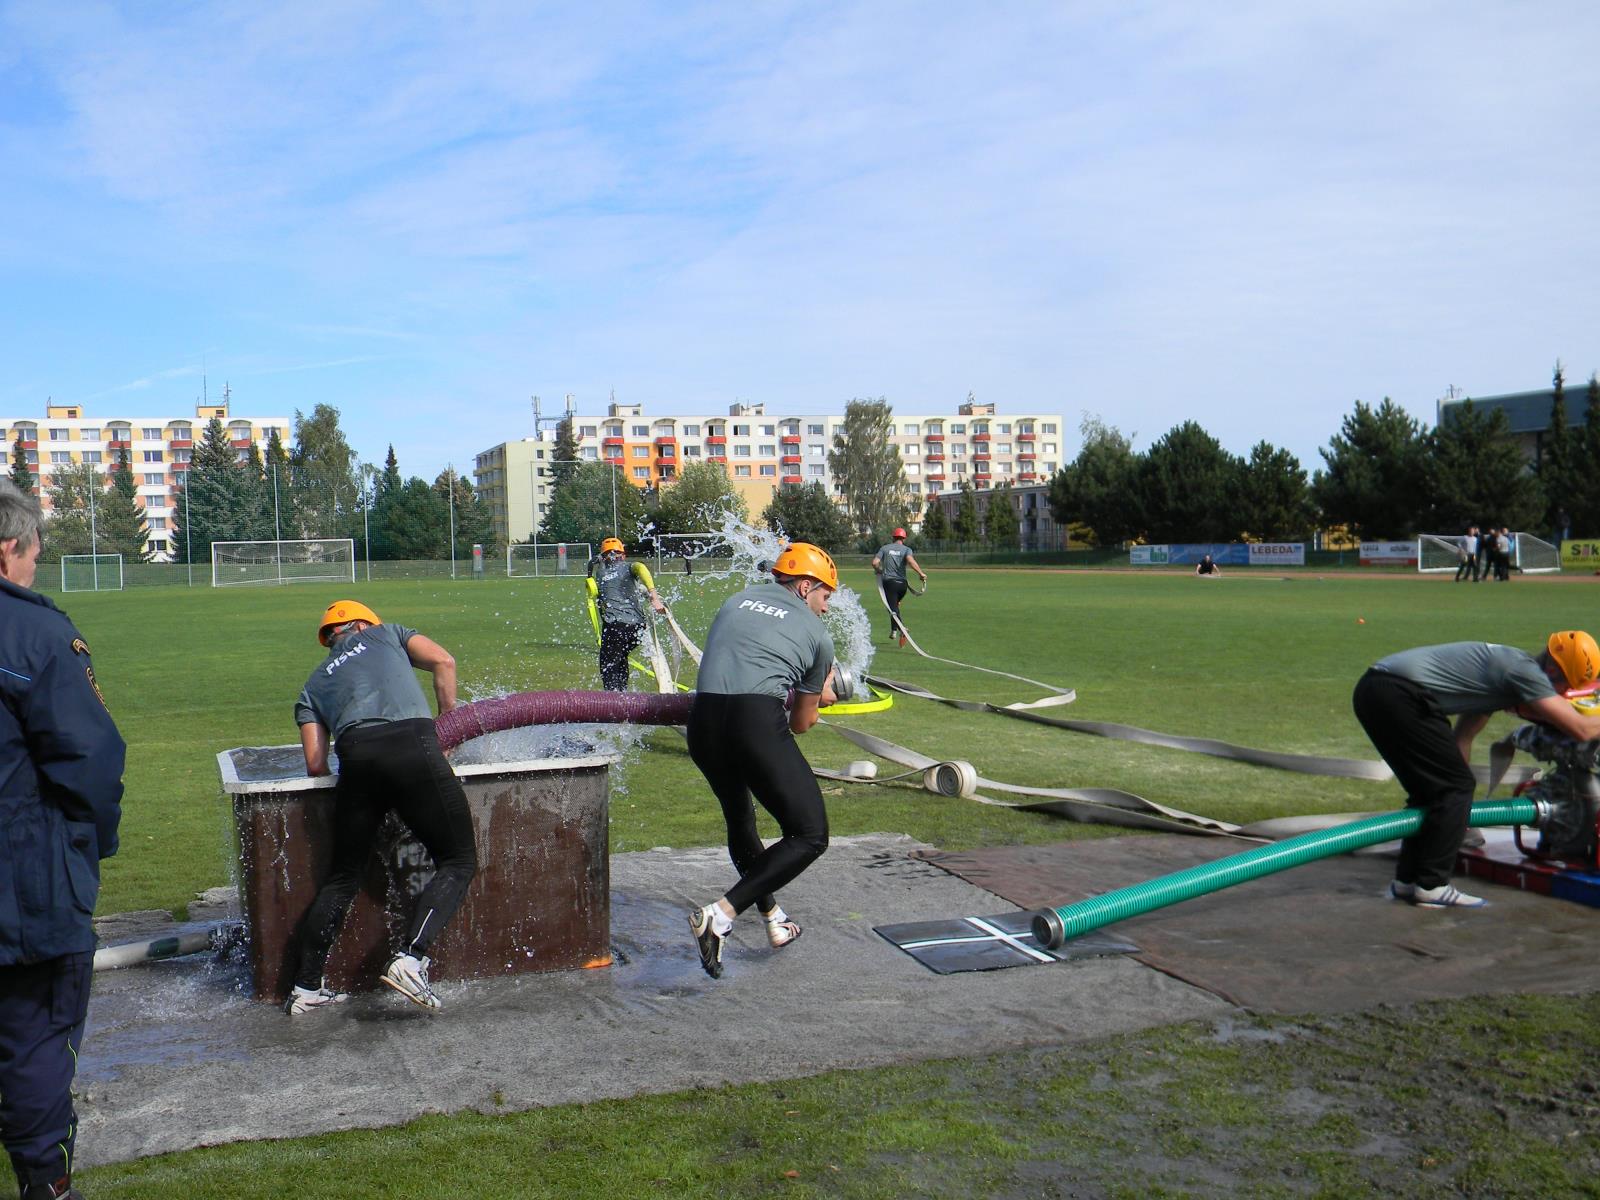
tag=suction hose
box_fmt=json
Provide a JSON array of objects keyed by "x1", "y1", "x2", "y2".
[
  {"x1": 435, "y1": 689, "x2": 695, "y2": 753},
  {"x1": 1031, "y1": 797, "x2": 1539, "y2": 949}
]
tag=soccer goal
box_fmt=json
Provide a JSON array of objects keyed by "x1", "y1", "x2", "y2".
[
  {"x1": 211, "y1": 539, "x2": 356, "y2": 587},
  {"x1": 507, "y1": 542, "x2": 591, "y2": 577},
  {"x1": 655, "y1": 532, "x2": 734, "y2": 576},
  {"x1": 1512, "y1": 532, "x2": 1561, "y2": 574},
  {"x1": 61, "y1": 554, "x2": 124, "y2": 592},
  {"x1": 1417, "y1": 534, "x2": 1471, "y2": 574}
]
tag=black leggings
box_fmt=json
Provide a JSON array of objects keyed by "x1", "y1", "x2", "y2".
[
  {"x1": 292, "y1": 718, "x2": 479, "y2": 989},
  {"x1": 1352, "y1": 670, "x2": 1477, "y2": 889},
  {"x1": 883, "y1": 579, "x2": 908, "y2": 632},
  {"x1": 599, "y1": 621, "x2": 642, "y2": 691},
  {"x1": 686, "y1": 693, "x2": 829, "y2": 916}
]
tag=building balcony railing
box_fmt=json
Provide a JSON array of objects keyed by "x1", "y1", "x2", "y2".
[
  {"x1": 231, "y1": 439, "x2": 253, "y2": 449},
  {"x1": 780, "y1": 454, "x2": 801, "y2": 464},
  {"x1": 1018, "y1": 472, "x2": 1038, "y2": 482},
  {"x1": 106, "y1": 438, "x2": 129, "y2": 448},
  {"x1": 169, "y1": 439, "x2": 193, "y2": 449},
  {"x1": 924, "y1": 432, "x2": 944, "y2": 442},
  {"x1": 655, "y1": 435, "x2": 677, "y2": 445},
  {"x1": 1017, "y1": 431, "x2": 1036, "y2": 441},
  {"x1": 973, "y1": 451, "x2": 991, "y2": 461},
  {"x1": 925, "y1": 452, "x2": 944, "y2": 462},
  {"x1": 780, "y1": 434, "x2": 801, "y2": 444},
  {"x1": 603, "y1": 436, "x2": 625, "y2": 446},
  {"x1": 706, "y1": 435, "x2": 727, "y2": 444},
  {"x1": 972, "y1": 432, "x2": 991, "y2": 442},
  {"x1": 707, "y1": 452, "x2": 727, "y2": 461},
  {"x1": 1018, "y1": 451, "x2": 1037, "y2": 460},
  {"x1": 928, "y1": 472, "x2": 945, "y2": 482},
  {"x1": 781, "y1": 474, "x2": 802, "y2": 484}
]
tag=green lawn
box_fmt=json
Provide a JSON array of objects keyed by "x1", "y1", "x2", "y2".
[
  {"x1": 55, "y1": 566, "x2": 1600, "y2": 1197},
  {"x1": 64, "y1": 565, "x2": 1589, "y2": 916}
]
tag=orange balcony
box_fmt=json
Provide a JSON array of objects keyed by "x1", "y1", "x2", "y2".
[
  {"x1": 925, "y1": 452, "x2": 944, "y2": 462},
  {"x1": 1017, "y1": 432, "x2": 1036, "y2": 441},
  {"x1": 603, "y1": 436, "x2": 624, "y2": 446},
  {"x1": 1019, "y1": 450, "x2": 1037, "y2": 460},
  {"x1": 928, "y1": 472, "x2": 945, "y2": 482},
  {"x1": 231, "y1": 438, "x2": 253, "y2": 449},
  {"x1": 780, "y1": 454, "x2": 801, "y2": 465},
  {"x1": 925, "y1": 432, "x2": 944, "y2": 442},
  {"x1": 706, "y1": 434, "x2": 727, "y2": 445},
  {"x1": 169, "y1": 438, "x2": 193, "y2": 449},
  {"x1": 1018, "y1": 472, "x2": 1038, "y2": 482},
  {"x1": 780, "y1": 434, "x2": 801, "y2": 445},
  {"x1": 655, "y1": 435, "x2": 677, "y2": 445},
  {"x1": 972, "y1": 432, "x2": 991, "y2": 442},
  {"x1": 781, "y1": 474, "x2": 802, "y2": 484}
]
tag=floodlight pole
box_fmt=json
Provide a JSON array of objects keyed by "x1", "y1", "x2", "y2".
[
  {"x1": 272, "y1": 462, "x2": 284, "y2": 587},
  {"x1": 183, "y1": 479, "x2": 192, "y2": 587},
  {"x1": 358, "y1": 461, "x2": 374, "y2": 583},
  {"x1": 88, "y1": 474, "x2": 99, "y2": 591},
  {"x1": 448, "y1": 464, "x2": 457, "y2": 580}
]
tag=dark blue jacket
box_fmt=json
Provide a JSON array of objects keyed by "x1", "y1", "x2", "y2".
[{"x1": 0, "y1": 577, "x2": 125, "y2": 965}]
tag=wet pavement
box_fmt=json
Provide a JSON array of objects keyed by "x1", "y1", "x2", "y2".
[{"x1": 76, "y1": 833, "x2": 1224, "y2": 1167}]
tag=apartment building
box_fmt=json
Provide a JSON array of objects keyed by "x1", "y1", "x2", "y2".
[
  {"x1": 923, "y1": 482, "x2": 1069, "y2": 551},
  {"x1": 1, "y1": 398, "x2": 290, "y2": 561},
  {"x1": 473, "y1": 437, "x2": 562, "y2": 545}
]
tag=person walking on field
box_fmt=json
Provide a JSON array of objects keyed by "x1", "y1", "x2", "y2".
[
  {"x1": 1352, "y1": 631, "x2": 1600, "y2": 910},
  {"x1": 286, "y1": 600, "x2": 479, "y2": 1014},
  {"x1": 0, "y1": 480, "x2": 124, "y2": 1200},
  {"x1": 1455, "y1": 526, "x2": 1479, "y2": 582},
  {"x1": 871, "y1": 527, "x2": 927, "y2": 645},
  {"x1": 585, "y1": 538, "x2": 665, "y2": 691},
  {"x1": 687, "y1": 543, "x2": 840, "y2": 978}
]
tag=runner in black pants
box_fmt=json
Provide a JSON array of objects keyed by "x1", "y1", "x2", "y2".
[
  {"x1": 687, "y1": 543, "x2": 840, "y2": 978},
  {"x1": 872, "y1": 528, "x2": 927, "y2": 644},
  {"x1": 287, "y1": 600, "x2": 479, "y2": 1013},
  {"x1": 1352, "y1": 632, "x2": 1600, "y2": 908}
]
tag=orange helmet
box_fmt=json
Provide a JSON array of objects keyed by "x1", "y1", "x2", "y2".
[
  {"x1": 600, "y1": 537, "x2": 625, "y2": 555},
  {"x1": 772, "y1": 542, "x2": 837, "y2": 590},
  {"x1": 1547, "y1": 630, "x2": 1600, "y2": 689},
  {"x1": 318, "y1": 600, "x2": 381, "y2": 646},
  {"x1": 892, "y1": 527, "x2": 907, "y2": 539}
]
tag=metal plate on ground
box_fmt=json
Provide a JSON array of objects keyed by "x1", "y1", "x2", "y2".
[{"x1": 875, "y1": 911, "x2": 1137, "y2": 974}]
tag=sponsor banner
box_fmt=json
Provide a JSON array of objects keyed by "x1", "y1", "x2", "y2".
[
  {"x1": 1360, "y1": 540, "x2": 1418, "y2": 566},
  {"x1": 1129, "y1": 545, "x2": 1169, "y2": 565},
  {"x1": 1130, "y1": 544, "x2": 1265, "y2": 566},
  {"x1": 1247, "y1": 542, "x2": 1306, "y2": 566},
  {"x1": 1561, "y1": 539, "x2": 1600, "y2": 569}
]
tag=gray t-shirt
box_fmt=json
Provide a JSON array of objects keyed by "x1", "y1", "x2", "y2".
[
  {"x1": 695, "y1": 582, "x2": 835, "y2": 700},
  {"x1": 294, "y1": 623, "x2": 431, "y2": 740},
  {"x1": 1371, "y1": 641, "x2": 1555, "y2": 715},
  {"x1": 592, "y1": 559, "x2": 647, "y2": 626},
  {"x1": 876, "y1": 542, "x2": 911, "y2": 583}
]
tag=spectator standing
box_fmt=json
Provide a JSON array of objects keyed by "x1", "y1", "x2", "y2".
[
  {"x1": 0, "y1": 479, "x2": 125, "y2": 1200},
  {"x1": 1455, "y1": 526, "x2": 1479, "y2": 582}
]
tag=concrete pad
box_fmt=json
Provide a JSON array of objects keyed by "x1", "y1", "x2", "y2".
[{"x1": 76, "y1": 834, "x2": 1225, "y2": 1167}]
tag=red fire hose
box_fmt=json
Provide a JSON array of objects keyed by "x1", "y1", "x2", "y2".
[{"x1": 435, "y1": 690, "x2": 695, "y2": 753}]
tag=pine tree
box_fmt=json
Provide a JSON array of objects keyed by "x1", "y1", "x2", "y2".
[
  {"x1": 99, "y1": 447, "x2": 151, "y2": 560},
  {"x1": 1048, "y1": 414, "x2": 1142, "y2": 547},
  {"x1": 1311, "y1": 398, "x2": 1427, "y2": 538},
  {"x1": 1541, "y1": 361, "x2": 1574, "y2": 533},
  {"x1": 552, "y1": 418, "x2": 581, "y2": 489},
  {"x1": 983, "y1": 482, "x2": 1020, "y2": 549},
  {"x1": 263, "y1": 427, "x2": 296, "y2": 538},
  {"x1": 369, "y1": 446, "x2": 406, "y2": 559},
  {"x1": 10, "y1": 437, "x2": 34, "y2": 494},
  {"x1": 919, "y1": 499, "x2": 951, "y2": 546},
  {"x1": 758, "y1": 483, "x2": 854, "y2": 551},
  {"x1": 433, "y1": 469, "x2": 500, "y2": 559},
  {"x1": 171, "y1": 418, "x2": 251, "y2": 563},
  {"x1": 953, "y1": 482, "x2": 982, "y2": 545}
]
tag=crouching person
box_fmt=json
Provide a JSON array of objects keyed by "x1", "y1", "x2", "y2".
[{"x1": 285, "y1": 601, "x2": 478, "y2": 1014}]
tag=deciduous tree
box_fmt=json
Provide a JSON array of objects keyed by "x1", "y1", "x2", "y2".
[
  {"x1": 828, "y1": 398, "x2": 909, "y2": 538},
  {"x1": 652, "y1": 461, "x2": 746, "y2": 536},
  {"x1": 759, "y1": 483, "x2": 854, "y2": 551}
]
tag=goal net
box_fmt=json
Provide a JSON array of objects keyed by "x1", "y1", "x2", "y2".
[
  {"x1": 507, "y1": 542, "x2": 591, "y2": 577},
  {"x1": 1512, "y1": 532, "x2": 1560, "y2": 574},
  {"x1": 1417, "y1": 534, "x2": 1471, "y2": 574},
  {"x1": 61, "y1": 554, "x2": 123, "y2": 592},
  {"x1": 655, "y1": 532, "x2": 734, "y2": 575},
  {"x1": 211, "y1": 539, "x2": 356, "y2": 587}
]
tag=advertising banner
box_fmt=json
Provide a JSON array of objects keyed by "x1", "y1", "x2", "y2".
[
  {"x1": 1247, "y1": 542, "x2": 1306, "y2": 566},
  {"x1": 1560, "y1": 539, "x2": 1600, "y2": 570},
  {"x1": 1360, "y1": 540, "x2": 1417, "y2": 566},
  {"x1": 1131, "y1": 543, "x2": 1274, "y2": 566},
  {"x1": 1129, "y1": 545, "x2": 1169, "y2": 565}
]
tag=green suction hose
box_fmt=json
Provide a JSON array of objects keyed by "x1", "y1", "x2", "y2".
[{"x1": 1031, "y1": 797, "x2": 1538, "y2": 948}]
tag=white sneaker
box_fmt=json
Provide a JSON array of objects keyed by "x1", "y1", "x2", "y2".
[
  {"x1": 283, "y1": 983, "x2": 349, "y2": 1015},
  {"x1": 381, "y1": 953, "x2": 442, "y2": 1010},
  {"x1": 1389, "y1": 880, "x2": 1416, "y2": 901},
  {"x1": 1411, "y1": 884, "x2": 1488, "y2": 909}
]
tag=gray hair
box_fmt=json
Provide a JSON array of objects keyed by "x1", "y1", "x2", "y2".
[{"x1": 0, "y1": 478, "x2": 44, "y2": 553}]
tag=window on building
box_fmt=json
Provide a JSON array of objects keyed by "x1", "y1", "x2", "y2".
[
  {"x1": 49, "y1": 428, "x2": 69, "y2": 440},
  {"x1": 143, "y1": 473, "x2": 164, "y2": 485},
  {"x1": 951, "y1": 423, "x2": 966, "y2": 434},
  {"x1": 683, "y1": 445, "x2": 701, "y2": 458},
  {"x1": 148, "y1": 517, "x2": 167, "y2": 530},
  {"x1": 580, "y1": 425, "x2": 597, "y2": 437},
  {"x1": 632, "y1": 446, "x2": 649, "y2": 457},
  {"x1": 905, "y1": 463, "x2": 920, "y2": 476},
  {"x1": 758, "y1": 444, "x2": 776, "y2": 456},
  {"x1": 50, "y1": 451, "x2": 71, "y2": 464},
  {"x1": 809, "y1": 444, "x2": 826, "y2": 457},
  {"x1": 808, "y1": 464, "x2": 825, "y2": 476},
  {"x1": 633, "y1": 467, "x2": 650, "y2": 479},
  {"x1": 171, "y1": 450, "x2": 191, "y2": 463},
  {"x1": 25, "y1": 451, "x2": 37, "y2": 464},
  {"x1": 1044, "y1": 443, "x2": 1058, "y2": 455},
  {"x1": 733, "y1": 445, "x2": 751, "y2": 457},
  {"x1": 808, "y1": 423, "x2": 824, "y2": 435},
  {"x1": 683, "y1": 424, "x2": 700, "y2": 436},
  {"x1": 142, "y1": 427, "x2": 162, "y2": 440},
  {"x1": 998, "y1": 443, "x2": 1012, "y2": 455},
  {"x1": 82, "y1": 451, "x2": 101, "y2": 464},
  {"x1": 759, "y1": 465, "x2": 776, "y2": 477},
  {"x1": 1042, "y1": 423, "x2": 1058, "y2": 434},
  {"x1": 999, "y1": 423, "x2": 1011, "y2": 434},
  {"x1": 903, "y1": 423, "x2": 919, "y2": 436},
  {"x1": 632, "y1": 425, "x2": 649, "y2": 437},
  {"x1": 953, "y1": 462, "x2": 966, "y2": 474},
  {"x1": 147, "y1": 539, "x2": 167, "y2": 554},
  {"x1": 734, "y1": 465, "x2": 751, "y2": 477},
  {"x1": 733, "y1": 424, "x2": 750, "y2": 436},
  {"x1": 143, "y1": 450, "x2": 164, "y2": 463},
  {"x1": 582, "y1": 447, "x2": 599, "y2": 460},
  {"x1": 951, "y1": 444, "x2": 966, "y2": 457},
  {"x1": 903, "y1": 444, "x2": 918, "y2": 456},
  {"x1": 908, "y1": 482, "x2": 922, "y2": 493},
  {"x1": 761, "y1": 424, "x2": 775, "y2": 435},
  {"x1": 82, "y1": 428, "x2": 99, "y2": 441}
]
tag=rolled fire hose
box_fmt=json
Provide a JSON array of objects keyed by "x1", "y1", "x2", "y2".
[{"x1": 1031, "y1": 797, "x2": 1538, "y2": 949}]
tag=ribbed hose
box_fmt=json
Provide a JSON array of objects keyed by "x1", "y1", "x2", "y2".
[
  {"x1": 1031, "y1": 798, "x2": 1538, "y2": 948},
  {"x1": 434, "y1": 689, "x2": 696, "y2": 753}
]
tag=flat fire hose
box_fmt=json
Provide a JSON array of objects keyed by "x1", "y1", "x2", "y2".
[{"x1": 819, "y1": 721, "x2": 1252, "y2": 839}]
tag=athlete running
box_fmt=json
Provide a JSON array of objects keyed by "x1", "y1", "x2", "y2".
[
  {"x1": 586, "y1": 537, "x2": 665, "y2": 691},
  {"x1": 687, "y1": 543, "x2": 840, "y2": 978},
  {"x1": 871, "y1": 527, "x2": 927, "y2": 644},
  {"x1": 285, "y1": 601, "x2": 479, "y2": 1014}
]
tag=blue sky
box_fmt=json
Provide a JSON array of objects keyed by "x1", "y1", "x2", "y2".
[{"x1": 3, "y1": 1, "x2": 1597, "y2": 482}]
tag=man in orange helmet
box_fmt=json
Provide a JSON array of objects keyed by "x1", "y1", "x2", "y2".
[
  {"x1": 686, "y1": 542, "x2": 840, "y2": 978},
  {"x1": 284, "y1": 601, "x2": 478, "y2": 1014},
  {"x1": 871, "y1": 527, "x2": 927, "y2": 644},
  {"x1": 585, "y1": 537, "x2": 665, "y2": 691},
  {"x1": 1352, "y1": 631, "x2": 1600, "y2": 910}
]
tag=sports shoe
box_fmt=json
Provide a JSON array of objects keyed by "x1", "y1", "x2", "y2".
[
  {"x1": 765, "y1": 913, "x2": 802, "y2": 949},
  {"x1": 689, "y1": 907, "x2": 726, "y2": 978},
  {"x1": 283, "y1": 983, "x2": 350, "y2": 1015},
  {"x1": 1389, "y1": 880, "x2": 1415, "y2": 901},
  {"x1": 1411, "y1": 884, "x2": 1488, "y2": 909},
  {"x1": 382, "y1": 953, "x2": 442, "y2": 1010},
  {"x1": 22, "y1": 1175, "x2": 80, "y2": 1199}
]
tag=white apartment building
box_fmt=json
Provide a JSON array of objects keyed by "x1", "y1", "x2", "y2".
[
  {"x1": 1, "y1": 398, "x2": 291, "y2": 561},
  {"x1": 475, "y1": 396, "x2": 1065, "y2": 542}
]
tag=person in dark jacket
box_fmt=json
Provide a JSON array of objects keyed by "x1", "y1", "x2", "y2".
[{"x1": 0, "y1": 480, "x2": 125, "y2": 1200}]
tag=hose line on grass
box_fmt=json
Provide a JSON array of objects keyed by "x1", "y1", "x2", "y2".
[{"x1": 1030, "y1": 798, "x2": 1540, "y2": 948}]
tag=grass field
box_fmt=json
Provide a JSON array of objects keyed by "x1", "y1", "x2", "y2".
[
  {"x1": 61, "y1": 565, "x2": 1599, "y2": 916},
  {"x1": 52, "y1": 566, "x2": 1600, "y2": 1196}
]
